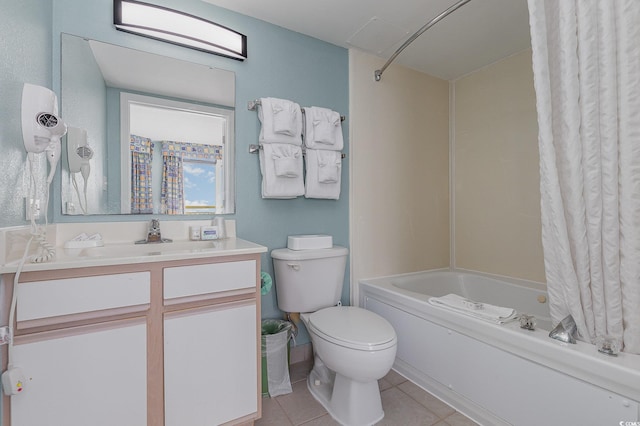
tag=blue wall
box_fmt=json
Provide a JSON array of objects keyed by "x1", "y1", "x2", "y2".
[
  {"x1": 0, "y1": 0, "x2": 53, "y2": 226},
  {"x1": 2, "y1": 0, "x2": 350, "y2": 346}
]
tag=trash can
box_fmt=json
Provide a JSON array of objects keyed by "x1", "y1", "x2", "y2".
[{"x1": 261, "y1": 319, "x2": 293, "y2": 397}]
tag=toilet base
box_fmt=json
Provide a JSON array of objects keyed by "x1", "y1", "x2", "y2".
[{"x1": 307, "y1": 359, "x2": 384, "y2": 426}]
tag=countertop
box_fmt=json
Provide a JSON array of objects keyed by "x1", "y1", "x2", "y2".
[{"x1": 0, "y1": 238, "x2": 267, "y2": 273}]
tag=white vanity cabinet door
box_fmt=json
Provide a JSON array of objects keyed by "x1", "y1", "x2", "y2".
[
  {"x1": 11, "y1": 320, "x2": 147, "y2": 426},
  {"x1": 164, "y1": 302, "x2": 257, "y2": 426}
]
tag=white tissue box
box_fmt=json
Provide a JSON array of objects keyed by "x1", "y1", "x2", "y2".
[{"x1": 287, "y1": 235, "x2": 332, "y2": 250}]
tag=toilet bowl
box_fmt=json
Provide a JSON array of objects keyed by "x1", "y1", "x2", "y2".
[
  {"x1": 271, "y1": 242, "x2": 398, "y2": 426},
  {"x1": 301, "y1": 306, "x2": 397, "y2": 426}
]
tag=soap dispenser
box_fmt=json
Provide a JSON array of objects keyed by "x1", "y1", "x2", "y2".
[{"x1": 213, "y1": 216, "x2": 226, "y2": 239}]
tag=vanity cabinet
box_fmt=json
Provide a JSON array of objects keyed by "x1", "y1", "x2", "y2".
[
  {"x1": 163, "y1": 260, "x2": 259, "y2": 425},
  {"x1": 164, "y1": 302, "x2": 257, "y2": 425},
  {"x1": 1, "y1": 253, "x2": 263, "y2": 426},
  {"x1": 9, "y1": 271, "x2": 151, "y2": 426},
  {"x1": 11, "y1": 319, "x2": 148, "y2": 426}
]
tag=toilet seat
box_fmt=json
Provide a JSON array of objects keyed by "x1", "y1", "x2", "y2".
[{"x1": 307, "y1": 306, "x2": 396, "y2": 351}]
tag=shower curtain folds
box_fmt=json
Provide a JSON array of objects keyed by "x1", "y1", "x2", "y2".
[{"x1": 528, "y1": 0, "x2": 640, "y2": 354}]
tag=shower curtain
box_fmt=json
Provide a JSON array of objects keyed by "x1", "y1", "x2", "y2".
[{"x1": 528, "y1": 0, "x2": 640, "y2": 353}]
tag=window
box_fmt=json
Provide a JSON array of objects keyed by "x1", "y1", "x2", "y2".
[
  {"x1": 183, "y1": 161, "x2": 217, "y2": 214},
  {"x1": 120, "y1": 93, "x2": 234, "y2": 214}
]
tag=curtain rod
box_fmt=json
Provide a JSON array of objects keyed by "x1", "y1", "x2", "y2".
[{"x1": 374, "y1": 0, "x2": 474, "y2": 82}]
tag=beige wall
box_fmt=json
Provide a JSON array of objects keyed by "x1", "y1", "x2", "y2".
[
  {"x1": 453, "y1": 49, "x2": 545, "y2": 282},
  {"x1": 349, "y1": 50, "x2": 450, "y2": 300}
]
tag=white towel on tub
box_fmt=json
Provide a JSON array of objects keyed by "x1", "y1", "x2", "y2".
[{"x1": 428, "y1": 294, "x2": 517, "y2": 324}]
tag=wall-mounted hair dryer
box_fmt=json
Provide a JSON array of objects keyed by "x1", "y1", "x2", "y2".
[
  {"x1": 20, "y1": 83, "x2": 66, "y2": 261},
  {"x1": 67, "y1": 127, "x2": 93, "y2": 175},
  {"x1": 67, "y1": 127, "x2": 94, "y2": 214},
  {"x1": 21, "y1": 83, "x2": 68, "y2": 185}
]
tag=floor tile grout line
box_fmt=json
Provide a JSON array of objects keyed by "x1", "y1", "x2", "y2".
[
  {"x1": 297, "y1": 413, "x2": 334, "y2": 426},
  {"x1": 263, "y1": 361, "x2": 477, "y2": 426},
  {"x1": 272, "y1": 395, "x2": 296, "y2": 426},
  {"x1": 393, "y1": 380, "x2": 452, "y2": 421}
]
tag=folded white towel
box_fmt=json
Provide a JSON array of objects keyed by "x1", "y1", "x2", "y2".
[
  {"x1": 274, "y1": 157, "x2": 299, "y2": 177},
  {"x1": 259, "y1": 144, "x2": 304, "y2": 199},
  {"x1": 317, "y1": 150, "x2": 341, "y2": 183},
  {"x1": 304, "y1": 149, "x2": 341, "y2": 199},
  {"x1": 272, "y1": 99, "x2": 298, "y2": 136},
  {"x1": 313, "y1": 110, "x2": 341, "y2": 145},
  {"x1": 259, "y1": 98, "x2": 302, "y2": 145},
  {"x1": 303, "y1": 106, "x2": 343, "y2": 150},
  {"x1": 428, "y1": 294, "x2": 517, "y2": 324}
]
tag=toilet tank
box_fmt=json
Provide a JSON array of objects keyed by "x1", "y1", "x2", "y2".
[{"x1": 271, "y1": 246, "x2": 348, "y2": 313}]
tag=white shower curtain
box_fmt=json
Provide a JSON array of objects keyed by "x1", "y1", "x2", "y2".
[{"x1": 528, "y1": 0, "x2": 640, "y2": 354}]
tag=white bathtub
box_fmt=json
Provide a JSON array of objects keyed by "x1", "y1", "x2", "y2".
[{"x1": 359, "y1": 270, "x2": 640, "y2": 426}]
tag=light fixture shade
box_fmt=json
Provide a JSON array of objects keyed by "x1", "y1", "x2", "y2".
[{"x1": 114, "y1": 0, "x2": 247, "y2": 61}]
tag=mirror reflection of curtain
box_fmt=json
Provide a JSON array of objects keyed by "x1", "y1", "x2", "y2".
[
  {"x1": 160, "y1": 141, "x2": 222, "y2": 215},
  {"x1": 130, "y1": 135, "x2": 154, "y2": 214},
  {"x1": 161, "y1": 153, "x2": 184, "y2": 215}
]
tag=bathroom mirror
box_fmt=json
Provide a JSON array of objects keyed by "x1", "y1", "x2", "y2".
[{"x1": 60, "y1": 33, "x2": 236, "y2": 215}]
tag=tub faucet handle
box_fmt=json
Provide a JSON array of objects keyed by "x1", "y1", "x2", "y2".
[
  {"x1": 596, "y1": 335, "x2": 620, "y2": 356},
  {"x1": 519, "y1": 314, "x2": 536, "y2": 331}
]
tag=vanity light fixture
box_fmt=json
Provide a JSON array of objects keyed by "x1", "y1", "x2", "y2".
[{"x1": 113, "y1": 0, "x2": 247, "y2": 61}]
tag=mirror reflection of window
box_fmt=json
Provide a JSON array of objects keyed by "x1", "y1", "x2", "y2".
[
  {"x1": 121, "y1": 93, "x2": 233, "y2": 215},
  {"x1": 183, "y1": 161, "x2": 217, "y2": 214},
  {"x1": 158, "y1": 141, "x2": 222, "y2": 215}
]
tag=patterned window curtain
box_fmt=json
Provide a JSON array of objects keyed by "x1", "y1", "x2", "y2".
[
  {"x1": 162, "y1": 141, "x2": 222, "y2": 162},
  {"x1": 161, "y1": 153, "x2": 184, "y2": 215},
  {"x1": 160, "y1": 141, "x2": 222, "y2": 215},
  {"x1": 130, "y1": 135, "x2": 153, "y2": 214}
]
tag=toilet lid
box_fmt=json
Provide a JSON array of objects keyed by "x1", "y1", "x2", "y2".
[{"x1": 308, "y1": 306, "x2": 396, "y2": 351}]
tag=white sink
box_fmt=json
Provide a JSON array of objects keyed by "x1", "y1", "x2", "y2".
[{"x1": 69, "y1": 240, "x2": 221, "y2": 259}]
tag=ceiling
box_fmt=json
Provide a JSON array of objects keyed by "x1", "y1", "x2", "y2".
[
  {"x1": 201, "y1": 0, "x2": 531, "y2": 81},
  {"x1": 86, "y1": 38, "x2": 235, "y2": 107}
]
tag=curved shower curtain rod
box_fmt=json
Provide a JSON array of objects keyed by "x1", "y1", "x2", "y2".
[{"x1": 374, "y1": 0, "x2": 473, "y2": 82}]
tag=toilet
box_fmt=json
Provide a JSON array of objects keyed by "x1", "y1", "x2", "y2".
[{"x1": 271, "y1": 241, "x2": 397, "y2": 426}]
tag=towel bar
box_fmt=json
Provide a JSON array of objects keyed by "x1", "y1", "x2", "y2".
[
  {"x1": 247, "y1": 99, "x2": 346, "y2": 122},
  {"x1": 249, "y1": 144, "x2": 346, "y2": 159}
]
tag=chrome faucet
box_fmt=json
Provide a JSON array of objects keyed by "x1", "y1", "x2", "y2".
[{"x1": 135, "y1": 218, "x2": 173, "y2": 244}]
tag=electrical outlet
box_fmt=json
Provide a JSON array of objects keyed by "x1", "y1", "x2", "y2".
[
  {"x1": 2, "y1": 367, "x2": 26, "y2": 395},
  {"x1": 25, "y1": 198, "x2": 41, "y2": 220},
  {"x1": 0, "y1": 326, "x2": 11, "y2": 345}
]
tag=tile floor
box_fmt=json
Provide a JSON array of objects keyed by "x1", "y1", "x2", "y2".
[{"x1": 257, "y1": 360, "x2": 479, "y2": 426}]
